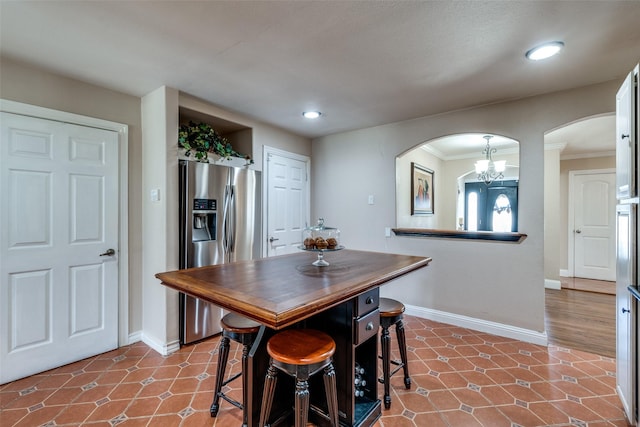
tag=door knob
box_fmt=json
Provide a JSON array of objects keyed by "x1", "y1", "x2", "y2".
[
  {"x1": 269, "y1": 237, "x2": 279, "y2": 242},
  {"x1": 575, "y1": 229, "x2": 582, "y2": 234},
  {"x1": 100, "y1": 249, "x2": 116, "y2": 256}
]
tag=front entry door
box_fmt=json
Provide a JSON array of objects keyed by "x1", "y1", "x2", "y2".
[
  {"x1": 265, "y1": 148, "x2": 310, "y2": 257},
  {"x1": 573, "y1": 171, "x2": 616, "y2": 281},
  {"x1": 0, "y1": 112, "x2": 119, "y2": 384}
]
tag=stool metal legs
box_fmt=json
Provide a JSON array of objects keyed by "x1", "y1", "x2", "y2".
[
  {"x1": 396, "y1": 319, "x2": 411, "y2": 389},
  {"x1": 210, "y1": 336, "x2": 230, "y2": 417},
  {"x1": 258, "y1": 364, "x2": 278, "y2": 427},
  {"x1": 241, "y1": 343, "x2": 251, "y2": 427},
  {"x1": 294, "y1": 378, "x2": 310, "y2": 427},
  {"x1": 380, "y1": 323, "x2": 392, "y2": 410},
  {"x1": 322, "y1": 364, "x2": 339, "y2": 427},
  {"x1": 380, "y1": 317, "x2": 411, "y2": 409},
  {"x1": 211, "y1": 333, "x2": 254, "y2": 427},
  {"x1": 259, "y1": 360, "x2": 339, "y2": 427}
]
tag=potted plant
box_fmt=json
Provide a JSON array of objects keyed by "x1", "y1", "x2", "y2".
[{"x1": 178, "y1": 121, "x2": 252, "y2": 163}]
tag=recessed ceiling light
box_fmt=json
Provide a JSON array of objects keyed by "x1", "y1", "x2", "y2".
[
  {"x1": 302, "y1": 111, "x2": 321, "y2": 119},
  {"x1": 526, "y1": 41, "x2": 564, "y2": 61}
]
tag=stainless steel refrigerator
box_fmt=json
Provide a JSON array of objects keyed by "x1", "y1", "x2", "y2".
[
  {"x1": 179, "y1": 159, "x2": 261, "y2": 345},
  {"x1": 616, "y1": 63, "x2": 638, "y2": 425}
]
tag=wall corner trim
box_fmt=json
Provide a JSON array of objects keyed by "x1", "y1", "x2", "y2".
[{"x1": 141, "y1": 334, "x2": 181, "y2": 356}]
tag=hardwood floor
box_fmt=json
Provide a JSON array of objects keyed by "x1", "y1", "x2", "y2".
[
  {"x1": 560, "y1": 276, "x2": 616, "y2": 295},
  {"x1": 545, "y1": 287, "x2": 616, "y2": 358}
]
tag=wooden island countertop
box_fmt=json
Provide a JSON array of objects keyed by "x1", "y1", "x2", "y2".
[{"x1": 156, "y1": 249, "x2": 431, "y2": 330}]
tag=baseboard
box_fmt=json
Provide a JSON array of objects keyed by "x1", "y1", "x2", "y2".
[
  {"x1": 405, "y1": 304, "x2": 548, "y2": 346},
  {"x1": 545, "y1": 279, "x2": 562, "y2": 290},
  {"x1": 141, "y1": 333, "x2": 181, "y2": 356},
  {"x1": 128, "y1": 331, "x2": 142, "y2": 345},
  {"x1": 560, "y1": 269, "x2": 570, "y2": 277}
]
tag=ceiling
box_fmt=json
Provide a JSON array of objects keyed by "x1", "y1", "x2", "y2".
[{"x1": 1, "y1": 1, "x2": 639, "y2": 149}]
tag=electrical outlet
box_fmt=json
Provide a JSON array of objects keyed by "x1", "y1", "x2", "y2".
[{"x1": 368, "y1": 195, "x2": 374, "y2": 205}]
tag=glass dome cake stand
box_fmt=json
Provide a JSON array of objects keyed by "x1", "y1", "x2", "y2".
[
  {"x1": 299, "y1": 218, "x2": 342, "y2": 266},
  {"x1": 298, "y1": 245, "x2": 345, "y2": 267}
]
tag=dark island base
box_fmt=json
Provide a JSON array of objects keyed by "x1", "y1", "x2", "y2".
[{"x1": 246, "y1": 290, "x2": 382, "y2": 427}]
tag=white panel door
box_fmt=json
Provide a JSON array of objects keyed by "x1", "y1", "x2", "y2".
[
  {"x1": 574, "y1": 172, "x2": 616, "y2": 281},
  {"x1": 615, "y1": 204, "x2": 636, "y2": 424},
  {"x1": 615, "y1": 69, "x2": 636, "y2": 200},
  {"x1": 0, "y1": 112, "x2": 119, "y2": 384},
  {"x1": 266, "y1": 150, "x2": 309, "y2": 257}
]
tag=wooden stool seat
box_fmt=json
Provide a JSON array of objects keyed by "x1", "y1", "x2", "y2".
[
  {"x1": 221, "y1": 312, "x2": 261, "y2": 334},
  {"x1": 210, "y1": 313, "x2": 261, "y2": 426},
  {"x1": 267, "y1": 329, "x2": 336, "y2": 365},
  {"x1": 259, "y1": 329, "x2": 339, "y2": 427},
  {"x1": 378, "y1": 297, "x2": 410, "y2": 410},
  {"x1": 379, "y1": 298, "x2": 405, "y2": 318}
]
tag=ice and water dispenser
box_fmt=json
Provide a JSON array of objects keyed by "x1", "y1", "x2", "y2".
[{"x1": 192, "y1": 198, "x2": 216, "y2": 243}]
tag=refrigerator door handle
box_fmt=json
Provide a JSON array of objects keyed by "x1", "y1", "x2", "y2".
[
  {"x1": 179, "y1": 160, "x2": 189, "y2": 269},
  {"x1": 228, "y1": 185, "x2": 236, "y2": 253},
  {"x1": 223, "y1": 184, "x2": 231, "y2": 254}
]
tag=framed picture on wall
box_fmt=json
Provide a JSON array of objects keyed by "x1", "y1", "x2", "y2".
[{"x1": 411, "y1": 162, "x2": 434, "y2": 215}]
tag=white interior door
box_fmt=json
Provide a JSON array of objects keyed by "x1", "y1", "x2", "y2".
[
  {"x1": 615, "y1": 204, "x2": 636, "y2": 423},
  {"x1": 0, "y1": 112, "x2": 119, "y2": 384},
  {"x1": 265, "y1": 149, "x2": 310, "y2": 257},
  {"x1": 573, "y1": 171, "x2": 616, "y2": 281}
]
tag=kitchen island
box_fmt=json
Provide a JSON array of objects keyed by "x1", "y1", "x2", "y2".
[{"x1": 156, "y1": 249, "x2": 431, "y2": 427}]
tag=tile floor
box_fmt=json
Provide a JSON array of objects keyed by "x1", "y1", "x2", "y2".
[{"x1": 0, "y1": 315, "x2": 631, "y2": 427}]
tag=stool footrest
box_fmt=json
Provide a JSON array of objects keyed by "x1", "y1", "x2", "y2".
[
  {"x1": 378, "y1": 362, "x2": 405, "y2": 384},
  {"x1": 310, "y1": 403, "x2": 332, "y2": 422},
  {"x1": 221, "y1": 371, "x2": 241, "y2": 387},
  {"x1": 218, "y1": 392, "x2": 243, "y2": 411}
]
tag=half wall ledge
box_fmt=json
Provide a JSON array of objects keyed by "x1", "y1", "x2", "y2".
[{"x1": 392, "y1": 228, "x2": 527, "y2": 243}]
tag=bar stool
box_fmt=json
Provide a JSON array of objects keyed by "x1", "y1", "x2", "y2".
[
  {"x1": 210, "y1": 312, "x2": 261, "y2": 426},
  {"x1": 378, "y1": 297, "x2": 410, "y2": 409},
  {"x1": 259, "y1": 329, "x2": 339, "y2": 427}
]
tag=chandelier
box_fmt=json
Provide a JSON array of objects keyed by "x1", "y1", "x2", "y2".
[{"x1": 475, "y1": 135, "x2": 506, "y2": 185}]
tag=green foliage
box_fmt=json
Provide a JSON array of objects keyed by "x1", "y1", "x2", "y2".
[{"x1": 178, "y1": 121, "x2": 253, "y2": 163}]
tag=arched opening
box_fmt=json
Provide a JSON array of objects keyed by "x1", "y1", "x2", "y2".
[
  {"x1": 543, "y1": 114, "x2": 616, "y2": 290},
  {"x1": 396, "y1": 132, "x2": 519, "y2": 234}
]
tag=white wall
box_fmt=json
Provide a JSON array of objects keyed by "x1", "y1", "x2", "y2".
[
  {"x1": 311, "y1": 80, "x2": 618, "y2": 339},
  {"x1": 0, "y1": 58, "x2": 312, "y2": 350},
  {"x1": 141, "y1": 87, "x2": 181, "y2": 351},
  {"x1": 544, "y1": 147, "x2": 562, "y2": 284},
  {"x1": 0, "y1": 57, "x2": 146, "y2": 338},
  {"x1": 140, "y1": 87, "x2": 312, "y2": 353}
]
